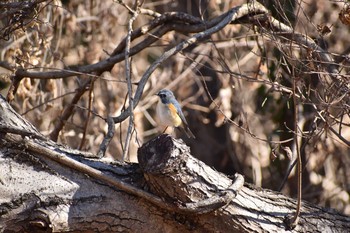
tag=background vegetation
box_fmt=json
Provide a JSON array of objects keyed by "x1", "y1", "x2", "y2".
[{"x1": 1, "y1": 0, "x2": 349, "y2": 215}]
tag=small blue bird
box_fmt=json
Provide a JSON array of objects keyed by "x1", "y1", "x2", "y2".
[{"x1": 156, "y1": 89, "x2": 195, "y2": 138}]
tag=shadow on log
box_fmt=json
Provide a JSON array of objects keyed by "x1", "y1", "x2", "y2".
[{"x1": 0, "y1": 95, "x2": 350, "y2": 232}]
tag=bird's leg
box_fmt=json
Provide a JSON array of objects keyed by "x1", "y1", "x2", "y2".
[{"x1": 162, "y1": 126, "x2": 168, "y2": 134}]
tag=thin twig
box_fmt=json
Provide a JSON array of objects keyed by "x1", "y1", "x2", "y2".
[
  {"x1": 98, "y1": 116, "x2": 116, "y2": 158},
  {"x1": 21, "y1": 91, "x2": 76, "y2": 116},
  {"x1": 285, "y1": 72, "x2": 302, "y2": 228},
  {"x1": 329, "y1": 126, "x2": 350, "y2": 147},
  {"x1": 49, "y1": 78, "x2": 92, "y2": 141},
  {"x1": 122, "y1": 2, "x2": 139, "y2": 161},
  {"x1": 79, "y1": 80, "x2": 95, "y2": 150}
]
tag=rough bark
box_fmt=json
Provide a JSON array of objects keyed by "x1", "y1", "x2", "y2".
[{"x1": 0, "y1": 95, "x2": 349, "y2": 232}]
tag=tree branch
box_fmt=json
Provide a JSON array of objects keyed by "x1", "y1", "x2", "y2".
[{"x1": 1, "y1": 94, "x2": 349, "y2": 232}]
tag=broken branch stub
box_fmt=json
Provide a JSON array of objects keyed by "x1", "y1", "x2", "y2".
[{"x1": 137, "y1": 134, "x2": 243, "y2": 211}]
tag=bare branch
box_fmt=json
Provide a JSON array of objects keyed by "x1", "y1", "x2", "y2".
[{"x1": 122, "y1": 2, "x2": 139, "y2": 161}]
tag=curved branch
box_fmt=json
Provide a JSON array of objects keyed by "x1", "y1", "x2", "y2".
[{"x1": 111, "y1": 2, "x2": 259, "y2": 124}]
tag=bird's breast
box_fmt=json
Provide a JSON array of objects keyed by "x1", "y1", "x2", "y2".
[{"x1": 157, "y1": 102, "x2": 182, "y2": 127}]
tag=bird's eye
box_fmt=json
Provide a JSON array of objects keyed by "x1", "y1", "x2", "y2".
[{"x1": 160, "y1": 94, "x2": 165, "y2": 98}]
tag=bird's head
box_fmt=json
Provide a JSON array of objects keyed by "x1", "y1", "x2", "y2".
[{"x1": 156, "y1": 89, "x2": 175, "y2": 104}]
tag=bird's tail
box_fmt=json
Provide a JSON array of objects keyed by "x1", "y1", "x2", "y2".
[{"x1": 178, "y1": 126, "x2": 195, "y2": 139}]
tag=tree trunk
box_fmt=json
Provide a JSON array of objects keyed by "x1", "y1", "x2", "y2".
[{"x1": 0, "y1": 94, "x2": 349, "y2": 232}]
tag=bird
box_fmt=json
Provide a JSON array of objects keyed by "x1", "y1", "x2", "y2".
[{"x1": 156, "y1": 89, "x2": 195, "y2": 138}]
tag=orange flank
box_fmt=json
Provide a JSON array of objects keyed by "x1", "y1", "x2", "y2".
[{"x1": 168, "y1": 103, "x2": 182, "y2": 127}]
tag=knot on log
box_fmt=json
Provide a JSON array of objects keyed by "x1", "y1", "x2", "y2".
[
  {"x1": 137, "y1": 134, "x2": 192, "y2": 203},
  {"x1": 137, "y1": 134, "x2": 244, "y2": 214},
  {"x1": 137, "y1": 134, "x2": 189, "y2": 173}
]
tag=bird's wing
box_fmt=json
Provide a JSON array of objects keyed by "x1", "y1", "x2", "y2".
[
  {"x1": 170, "y1": 102, "x2": 195, "y2": 138},
  {"x1": 170, "y1": 102, "x2": 189, "y2": 126}
]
